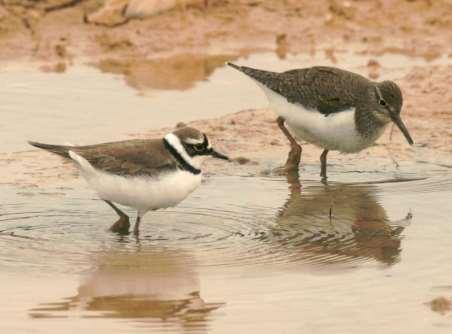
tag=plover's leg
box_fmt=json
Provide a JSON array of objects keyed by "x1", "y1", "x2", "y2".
[
  {"x1": 320, "y1": 149, "x2": 329, "y2": 179},
  {"x1": 105, "y1": 200, "x2": 130, "y2": 234},
  {"x1": 133, "y1": 215, "x2": 141, "y2": 236},
  {"x1": 277, "y1": 116, "x2": 302, "y2": 172}
]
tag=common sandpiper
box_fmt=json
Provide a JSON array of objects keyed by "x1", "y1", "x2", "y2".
[{"x1": 227, "y1": 63, "x2": 414, "y2": 179}]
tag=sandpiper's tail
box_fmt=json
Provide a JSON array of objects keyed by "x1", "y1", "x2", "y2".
[
  {"x1": 226, "y1": 62, "x2": 281, "y2": 92},
  {"x1": 28, "y1": 141, "x2": 71, "y2": 158}
]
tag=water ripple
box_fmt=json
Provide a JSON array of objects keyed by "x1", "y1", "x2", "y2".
[{"x1": 2, "y1": 172, "x2": 448, "y2": 274}]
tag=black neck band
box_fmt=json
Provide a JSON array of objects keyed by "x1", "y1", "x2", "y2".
[{"x1": 163, "y1": 139, "x2": 201, "y2": 175}]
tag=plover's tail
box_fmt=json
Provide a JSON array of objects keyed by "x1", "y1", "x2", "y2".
[
  {"x1": 68, "y1": 150, "x2": 97, "y2": 178},
  {"x1": 28, "y1": 141, "x2": 72, "y2": 158},
  {"x1": 226, "y1": 62, "x2": 281, "y2": 92}
]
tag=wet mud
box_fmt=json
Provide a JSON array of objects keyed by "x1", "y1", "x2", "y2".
[
  {"x1": 2, "y1": 171, "x2": 452, "y2": 333},
  {"x1": 1, "y1": 1, "x2": 452, "y2": 333}
]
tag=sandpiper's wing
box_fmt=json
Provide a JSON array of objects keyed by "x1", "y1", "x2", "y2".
[
  {"x1": 228, "y1": 63, "x2": 370, "y2": 115},
  {"x1": 29, "y1": 139, "x2": 178, "y2": 177}
]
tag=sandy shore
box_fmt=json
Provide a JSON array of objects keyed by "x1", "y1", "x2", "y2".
[
  {"x1": 2, "y1": 0, "x2": 452, "y2": 65},
  {"x1": 3, "y1": 60, "x2": 452, "y2": 187},
  {"x1": 1, "y1": 0, "x2": 451, "y2": 187}
]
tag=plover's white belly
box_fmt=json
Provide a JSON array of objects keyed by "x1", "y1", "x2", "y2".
[
  {"x1": 68, "y1": 151, "x2": 201, "y2": 214},
  {"x1": 88, "y1": 170, "x2": 202, "y2": 213},
  {"x1": 261, "y1": 85, "x2": 380, "y2": 153}
]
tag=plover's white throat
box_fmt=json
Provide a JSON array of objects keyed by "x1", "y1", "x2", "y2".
[
  {"x1": 227, "y1": 63, "x2": 414, "y2": 179},
  {"x1": 29, "y1": 127, "x2": 229, "y2": 235}
]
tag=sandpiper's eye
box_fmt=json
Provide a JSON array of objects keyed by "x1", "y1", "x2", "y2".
[{"x1": 379, "y1": 99, "x2": 387, "y2": 107}]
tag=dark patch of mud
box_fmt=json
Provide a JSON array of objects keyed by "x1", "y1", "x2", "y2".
[{"x1": 429, "y1": 297, "x2": 452, "y2": 315}]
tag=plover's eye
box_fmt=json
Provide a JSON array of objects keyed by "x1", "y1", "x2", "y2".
[
  {"x1": 193, "y1": 144, "x2": 204, "y2": 152},
  {"x1": 379, "y1": 99, "x2": 387, "y2": 107}
]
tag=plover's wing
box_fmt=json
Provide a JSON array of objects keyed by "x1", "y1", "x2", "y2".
[
  {"x1": 30, "y1": 139, "x2": 178, "y2": 177},
  {"x1": 228, "y1": 63, "x2": 370, "y2": 115},
  {"x1": 72, "y1": 139, "x2": 178, "y2": 177}
]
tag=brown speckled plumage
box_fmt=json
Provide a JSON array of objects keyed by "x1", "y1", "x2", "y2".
[
  {"x1": 227, "y1": 63, "x2": 404, "y2": 139},
  {"x1": 28, "y1": 127, "x2": 207, "y2": 177},
  {"x1": 228, "y1": 62, "x2": 412, "y2": 178}
]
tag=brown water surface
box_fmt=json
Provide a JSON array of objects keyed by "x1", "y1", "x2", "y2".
[
  {"x1": 1, "y1": 51, "x2": 452, "y2": 333},
  {"x1": 2, "y1": 169, "x2": 452, "y2": 333}
]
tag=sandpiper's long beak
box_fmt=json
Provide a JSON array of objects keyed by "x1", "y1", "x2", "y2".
[
  {"x1": 210, "y1": 148, "x2": 230, "y2": 160},
  {"x1": 391, "y1": 113, "x2": 414, "y2": 145}
]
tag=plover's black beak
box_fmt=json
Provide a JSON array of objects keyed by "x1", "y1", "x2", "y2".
[
  {"x1": 210, "y1": 148, "x2": 230, "y2": 160},
  {"x1": 391, "y1": 113, "x2": 414, "y2": 145}
]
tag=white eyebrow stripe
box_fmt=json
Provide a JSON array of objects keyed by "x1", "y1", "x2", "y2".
[
  {"x1": 185, "y1": 138, "x2": 204, "y2": 145},
  {"x1": 164, "y1": 133, "x2": 195, "y2": 165}
]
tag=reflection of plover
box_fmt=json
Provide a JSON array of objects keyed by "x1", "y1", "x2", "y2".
[
  {"x1": 228, "y1": 63, "x2": 414, "y2": 179},
  {"x1": 29, "y1": 127, "x2": 229, "y2": 235}
]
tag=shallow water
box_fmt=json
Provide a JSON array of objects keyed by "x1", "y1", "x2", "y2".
[
  {"x1": 1, "y1": 51, "x2": 452, "y2": 333},
  {"x1": 1, "y1": 167, "x2": 452, "y2": 333}
]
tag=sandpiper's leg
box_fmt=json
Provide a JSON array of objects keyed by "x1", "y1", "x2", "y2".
[
  {"x1": 277, "y1": 116, "x2": 302, "y2": 172},
  {"x1": 133, "y1": 215, "x2": 141, "y2": 236},
  {"x1": 320, "y1": 149, "x2": 329, "y2": 179},
  {"x1": 105, "y1": 200, "x2": 130, "y2": 234}
]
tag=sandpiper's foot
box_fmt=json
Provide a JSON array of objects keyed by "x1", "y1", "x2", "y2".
[
  {"x1": 133, "y1": 216, "x2": 141, "y2": 236},
  {"x1": 272, "y1": 144, "x2": 302, "y2": 175},
  {"x1": 275, "y1": 116, "x2": 302, "y2": 174},
  {"x1": 285, "y1": 143, "x2": 302, "y2": 171},
  {"x1": 105, "y1": 200, "x2": 130, "y2": 234}
]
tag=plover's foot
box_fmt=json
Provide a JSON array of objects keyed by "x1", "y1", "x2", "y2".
[{"x1": 109, "y1": 215, "x2": 130, "y2": 234}]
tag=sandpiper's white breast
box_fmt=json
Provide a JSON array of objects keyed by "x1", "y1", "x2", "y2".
[
  {"x1": 68, "y1": 151, "x2": 202, "y2": 215},
  {"x1": 259, "y1": 84, "x2": 384, "y2": 153}
]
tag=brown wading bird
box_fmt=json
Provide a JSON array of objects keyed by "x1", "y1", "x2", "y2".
[
  {"x1": 29, "y1": 127, "x2": 229, "y2": 235},
  {"x1": 227, "y1": 64, "x2": 414, "y2": 179}
]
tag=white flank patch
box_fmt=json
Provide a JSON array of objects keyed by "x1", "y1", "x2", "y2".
[
  {"x1": 69, "y1": 150, "x2": 96, "y2": 176},
  {"x1": 69, "y1": 150, "x2": 202, "y2": 217},
  {"x1": 258, "y1": 84, "x2": 385, "y2": 153}
]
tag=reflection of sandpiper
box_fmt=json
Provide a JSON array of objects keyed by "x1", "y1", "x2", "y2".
[
  {"x1": 30, "y1": 249, "x2": 223, "y2": 331},
  {"x1": 274, "y1": 172, "x2": 412, "y2": 266}
]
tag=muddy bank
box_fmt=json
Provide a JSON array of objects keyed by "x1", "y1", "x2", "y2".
[
  {"x1": 1, "y1": 0, "x2": 452, "y2": 67},
  {"x1": 2, "y1": 61, "x2": 452, "y2": 188},
  {"x1": 1, "y1": 0, "x2": 452, "y2": 187}
]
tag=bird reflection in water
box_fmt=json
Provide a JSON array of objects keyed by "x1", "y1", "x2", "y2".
[
  {"x1": 274, "y1": 171, "x2": 412, "y2": 266},
  {"x1": 30, "y1": 249, "x2": 223, "y2": 331}
]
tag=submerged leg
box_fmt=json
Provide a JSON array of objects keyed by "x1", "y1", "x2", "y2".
[
  {"x1": 133, "y1": 215, "x2": 141, "y2": 236},
  {"x1": 320, "y1": 149, "x2": 329, "y2": 180},
  {"x1": 105, "y1": 200, "x2": 130, "y2": 234},
  {"x1": 277, "y1": 116, "x2": 302, "y2": 172}
]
